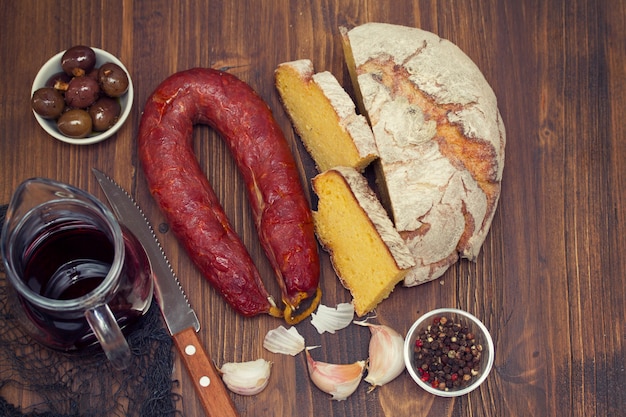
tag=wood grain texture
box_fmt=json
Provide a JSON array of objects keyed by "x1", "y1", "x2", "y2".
[{"x1": 1, "y1": 1, "x2": 625, "y2": 416}]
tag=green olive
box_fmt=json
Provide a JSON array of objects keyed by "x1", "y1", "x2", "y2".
[{"x1": 57, "y1": 109, "x2": 93, "y2": 138}]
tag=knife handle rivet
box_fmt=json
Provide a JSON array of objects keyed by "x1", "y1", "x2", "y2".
[
  {"x1": 185, "y1": 344, "x2": 197, "y2": 356},
  {"x1": 199, "y1": 376, "x2": 211, "y2": 387}
]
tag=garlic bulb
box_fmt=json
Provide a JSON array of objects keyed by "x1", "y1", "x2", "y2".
[
  {"x1": 310, "y1": 302, "x2": 355, "y2": 334},
  {"x1": 263, "y1": 325, "x2": 305, "y2": 356},
  {"x1": 354, "y1": 320, "x2": 405, "y2": 390},
  {"x1": 305, "y1": 348, "x2": 366, "y2": 401},
  {"x1": 219, "y1": 359, "x2": 272, "y2": 396}
]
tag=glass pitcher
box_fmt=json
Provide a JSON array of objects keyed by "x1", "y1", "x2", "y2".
[{"x1": 1, "y1": 178, "x2": 153, "y2": 370}]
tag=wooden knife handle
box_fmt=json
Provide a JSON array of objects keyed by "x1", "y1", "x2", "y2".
[{"x1": 172, "y1": 327, "x2": 240, "y2": 417}]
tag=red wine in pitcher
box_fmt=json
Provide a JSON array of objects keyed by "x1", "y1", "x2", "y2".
[
  {"x1": 23, "y1": 223, "x2": 114, "y2": 300},
  {"x1": 3, "y1": 178, "x2": 153, "y2": 354},
  {"x1": 16, "y1": 220, "x2": 151, "y2": 351}
]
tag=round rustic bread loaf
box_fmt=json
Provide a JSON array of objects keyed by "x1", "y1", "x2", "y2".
[{"x1": 341, "y1": 22, "x2": 506, "y2": 286}]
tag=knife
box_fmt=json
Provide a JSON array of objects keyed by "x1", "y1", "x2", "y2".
[{"x1": 92, "y1": 168, "x2": 239, "y2": 417}]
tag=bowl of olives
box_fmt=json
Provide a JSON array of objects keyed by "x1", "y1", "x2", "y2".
[{"x1": 31, "y1": 46, "x2": 133, "y2": 145}]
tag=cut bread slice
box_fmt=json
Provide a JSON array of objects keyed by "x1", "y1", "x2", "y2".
[
  {"x1": 275, "y1": 59, "x2": 378, "y2": 172},
  {"x1": 312, "y1": 166, "x2": 415, "y2": 316}
]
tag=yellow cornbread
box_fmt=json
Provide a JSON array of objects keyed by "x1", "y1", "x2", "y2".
[
  {"x1": 312, "y1": 167, "x2": 415, "y2": 316},
  {"x1": 275, "y1": 59, "x2": 378, "y2": 173}
]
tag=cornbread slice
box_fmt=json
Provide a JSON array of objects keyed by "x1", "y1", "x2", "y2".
[
  {"x1": 340, "y1": 23, "x2": 506, "y2": 286},
  {"x1": 275, "y1": 59, "x2": 378, "y2": 172},
  {"x1": 312, "y1": 166, "x2": 415, "y2": 316}
]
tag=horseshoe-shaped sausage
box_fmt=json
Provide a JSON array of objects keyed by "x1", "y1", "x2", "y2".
[{"x1": 138, "y1": 68, "x2": 321, "y2": 323}]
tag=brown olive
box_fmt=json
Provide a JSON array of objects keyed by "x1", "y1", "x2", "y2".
[
  {"x1": 61, "y1": 45, "x2": 96, "y2": 77},
  {"x1": 98, "y1": 62, "x2": 129, "y2": 97},
  {"x1": 89, "y1": 97, "x2": 121, "y2": 131},
  {"x1": 31, "y1": 87, "x2": 65, "y2": 119},
  {"x1": 65, "y1": 76, "x2": 100, "y2": 108},
  {"x1": 45, "y1": 72, "x2": 71, "y2": 90},
  {"x1": 57, "y1": 109, "x2": 93, "y2": 138}
]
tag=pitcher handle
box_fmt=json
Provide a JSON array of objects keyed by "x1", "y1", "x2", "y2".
[{"x1": 85, "y1": 304, "x2": 131, "y2": 370}]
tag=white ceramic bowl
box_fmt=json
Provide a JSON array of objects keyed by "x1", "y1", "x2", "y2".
[
  {"x1": 31, "y1": 47, "x2": 133, "y2": 145},
  {"x1": 404, "y1": 308, "x2": 494, "y2": 397}
]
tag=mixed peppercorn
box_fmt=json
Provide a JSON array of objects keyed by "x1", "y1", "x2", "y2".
[{"x1": 413, "y1": 316, "x2": 483, "y2": 391}]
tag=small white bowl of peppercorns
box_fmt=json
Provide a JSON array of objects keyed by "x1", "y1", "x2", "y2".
[
  {"x1": 31, "y1": 45, "x2": 133, "y2": 145},
  {"x1": 404, "y1": 308, "x2": 494, "y2": 397}
]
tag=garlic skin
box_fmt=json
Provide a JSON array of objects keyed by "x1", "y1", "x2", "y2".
[
  {"x1": 310, "y1": 302, "x2": 355, "y2": 334},
  {"x1": 219, "y1": 359, "x2": 272, "y2": 396},
  {"x1": 263, "y1": 325, "x2": 305, "y2": 356},
  {"x1": 354, "y1": 320, "x2": 405, "y2": 390},
  {"x1": 305, "y1": 348, "x2": 366, "y2": 401}
]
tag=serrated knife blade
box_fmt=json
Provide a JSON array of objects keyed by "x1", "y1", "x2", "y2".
[{"x1": 92, "y1": 168, "x2": 239, "y2": 417}]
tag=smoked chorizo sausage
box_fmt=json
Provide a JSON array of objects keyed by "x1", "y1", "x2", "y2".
[{"x1": 138, "y1": 68, "x2": 321, "y2": 323}]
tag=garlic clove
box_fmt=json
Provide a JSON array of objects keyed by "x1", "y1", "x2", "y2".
[
  {"x1": 354, "y1": 320, "x2": 405, "y2": 390},
  {"x1": 219, "y1": 358, "x2": 272, "y2": 396},
  {"x1": 310, "y1": 302, "x2": 355, "y2": 334},
  {"x1": 263, "y1": 325, "x2": 305, "y2": 356},
  {"x1": 305, "y1": 348, "x2": 366, "y2": 401}
]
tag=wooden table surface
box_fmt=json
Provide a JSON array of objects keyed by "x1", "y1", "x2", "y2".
[{"x1": 1, "y1": 1, "x2": 625, "y2": 416}]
